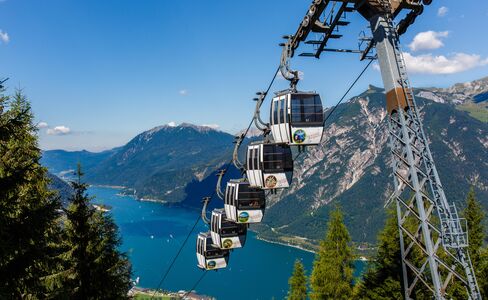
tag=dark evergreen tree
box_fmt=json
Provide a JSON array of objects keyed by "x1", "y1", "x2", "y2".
[
  {"x1": 310, "y1": 205, "x2": 354, "y2": 299},
  {"x1": 463, "y1": 187, "x2": 488, "y2": 298},
  {"x1": 354, "y1": 208, "x2": 403, "y2": 300},
  {"x1": 62, "y1": 165, "x2": 131, "y2": 299},
  {"x1": 464, "y1": 187, "x2": 485, "y2": 264},
  {"x1": 0, "y1": 90, "x2": 62, "y2": 298},
  {"x1": 287, "y1": 259, "x2": 307, "y2": 300}
]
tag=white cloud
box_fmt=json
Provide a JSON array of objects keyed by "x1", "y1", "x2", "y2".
[
  {"x1": 373, "y1": 63, "x2": 380, "y2": 71},
  {"x1": 46, "y1": 125, "x2": 71, "y2": 135},
  {"x1": 202, "y1": 124, "x2": 220, "y2": 130},
  {"x1": 403, "y1": 52, "x2": 488, "y2": 74},
  {"x1": 37, "y1": 122, "x2": 49, "y2": 129},
  {"x1": 0, "y1": 30, "x2": 9, "y2": 44},
  {"x1": 179, "y1": 89, "x2": 188, "y2": 96},
  {"x1": 408, "y1": 31, "x2": 449, "y2": 52},
  {"x1": 437, "y1": 6, "x2": 448, "y2": 17}
]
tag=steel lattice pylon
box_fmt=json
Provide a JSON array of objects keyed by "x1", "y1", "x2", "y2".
[
  {"x1": 371, "y1": 12, "x2": 482, "y2": 299},
  {"x1": 272, "y1": 0, "x2": 482, "y2": 297}
]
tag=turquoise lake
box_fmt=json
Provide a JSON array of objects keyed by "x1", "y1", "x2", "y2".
[{"x1": 89, "y1": 186, "x2": 365, "y2": 300}]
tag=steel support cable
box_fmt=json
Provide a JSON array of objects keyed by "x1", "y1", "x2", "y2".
[
  {"x1": 293, "y1": 58, "x2": 374, "y2": 162},
  {"x1": 182, "y1": 60, "x2": 376, "y2": 299},
  {"x1": 152, "y1": 59, "x2": 369, "y2": 298},
  {"x1": 322, "y1": 58, "x2": 374, "y2": 127},
  {"x1": 182, "y1": 271, "x2": 208, "y2": 299},
  {"x1": 150, "y1": 66, "x2": 280, "y2": 299}
]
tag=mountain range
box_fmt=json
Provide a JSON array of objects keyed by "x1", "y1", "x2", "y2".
[{"x1": 42, "y1": 77, "x2": 488, "y2": 247}]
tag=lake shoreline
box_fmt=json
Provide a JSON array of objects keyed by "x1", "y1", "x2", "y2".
[
  {"x1": 92, "y1": 186, "x2": 318, "y2": 255},
  {"x1": 87, "y1": 186, "x2": 367, "y2": 299},
  {"x1": 254, "y1": 235, "x2": 317, "y2": 254}
]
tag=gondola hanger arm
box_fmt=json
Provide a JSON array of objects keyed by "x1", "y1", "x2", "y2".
[
  {"x1": 252, "y1": 91, "x2": 271, "y2": 135},
  {"x1": 200, "y1": 197, "x2": 211, "y2": 224},
  {"x1": 215, "y1": 169, "x2": 226, "y2": 200},
  {"x1": 280, "y1": 35, "x2": 300, "y2": 91}
]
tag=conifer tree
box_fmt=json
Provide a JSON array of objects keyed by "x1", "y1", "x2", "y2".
[
  {"x1": 463, "y1": 187, "x2": 488, "y2": 298},
  {"x1": 464, "y1": 187, "x2": 485, "y2": 264},
  {"x1": 287, "y1": 259, "x2": 307, "y2": 300},
  {"x1": 62, "y1": 165, "x2": 131, "y2": 299},
  {"x1": 0, "y1": 90, "x2": 62, "y2": 298},
  {"x1": 354, "y1": 208, "x2": 403, "y2": 299},
  {"x1": 310, "y1": 205, "x2": 354, "y2": 299}
]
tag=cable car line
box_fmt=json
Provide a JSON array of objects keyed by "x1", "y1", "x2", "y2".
[
  {"x1": 183, "y1": 41, "x2": 373, "y2": 293},
  {"x1": 150, "y1": 208, "x2": 205, "y2": 299},
  {"x1": 151, "y1": 38, "x2": 369, "y2": 299},
  {"x1": 292, "y1": 58, "x2": 374, "y2": 165},
  {"x1": 195, "y1": 43, "x2": 373, "y2": 276},
  {"x1": 187, "y1": 0, "x2": 483, "y2": 298},
  {"x1": 150, "y1": 66, "x2": 280, "y2": 298},
  {"x1": 182, "y1": 271, "x2": 208, "y2": 299},
  {"x1": 322, "y1": 58, "x2": 374, "y2": 128}
]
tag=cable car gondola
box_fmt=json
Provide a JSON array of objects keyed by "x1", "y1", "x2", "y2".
[
  {"x1": 196, "y1": 232, "x2": 230, "y2": 270},
  {"x1": 246, "y1": 142, "x2": 293, "y2": 189},
  {"x1": 210, "y1": 208, "x2": 248, "y2": 249},
  {"x1": 224, "y1": 180, "x2": 266, "y2": 224},
  {"x1": 270, "y1": 90, "x2": 324, "y2": 145}
]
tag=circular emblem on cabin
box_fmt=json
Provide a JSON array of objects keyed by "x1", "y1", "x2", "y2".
[
  {"x1": 207, "y1": 260, "x2": 216, "y2": 269},
  {"x1": 293, "y1": 129, "x2": 306, "y2": 144},
  {"x1": 265, "y1": 175, "x2": 277, "y2": 188},
  {"x1": 238, "y1": 211, "x2": 249, "y2": 223},
  {"x1": 222, "y1": 239, "x2": 233, "y2": 249}
]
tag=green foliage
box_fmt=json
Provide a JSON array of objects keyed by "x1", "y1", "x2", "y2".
[
  {"x1": 60, "y1": 165, "x2": 132, "y2": 299},
  {"x1": 0, "y1": 91, "x2": 63, "y2": 297},
  {"x1": 310, "y1": 206, "x2": 354, "y2": 299},
  {"x1": 0, "y1": 90, "x2": 63, "y2": 298},
  {"x1": 355, "y1": 208, "x2": 403, "y2": 299},
  {"x1": 287, "y1": 259, "x2": 307, "y2": 300},
  {"x1": 478, "y1": 248, "x2": 488, "y2": 298},
  {"x1": 464, "y1": 187, "x2": 485, "y2": 263},
  {"x1": 457, "y1": 102, "x2": 488, "y2": 123},
  {"x1": 463, "y1": 187, "x2": 488, "y2": 298}
]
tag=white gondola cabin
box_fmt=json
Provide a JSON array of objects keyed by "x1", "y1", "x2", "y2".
[
  {"x1": 246, "y1": 142, "x2": 293, "y2": 189},
  {"x1": 210, "y1": 208, "x2": 247, "y2": 249},
  {"x1": 196, "y1": 232, "x2": 230, "y2": 270},
  {"x1": 270, "y1": 90, "x2": 324, "y2": 145},
  {"x1": 224, "y1": 180, "x2": 266, "y2": 224}
]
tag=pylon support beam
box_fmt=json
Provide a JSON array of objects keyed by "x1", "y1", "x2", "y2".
[{"x1": 370, "y1": 9, "x2": 481, "y2": 300}]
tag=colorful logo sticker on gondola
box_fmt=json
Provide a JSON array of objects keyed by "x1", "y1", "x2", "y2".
[
  {"x1": 207, "y1": 260, "x2": 216, "y2": 269},
  {"x1": 222, "y1": 239, "x2": 233, "y2": 249},
  {"x1": 293, "y1": 129, "x2": 306, "y2": 144},
  {"x1": 238, "y1": 212, "x2": 249, "y2": 223},
  {"x1": 265, "y1": 175, "x2": 277, "y2": 188}
]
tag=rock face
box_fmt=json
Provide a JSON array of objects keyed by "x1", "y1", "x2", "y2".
[
  {"x1": 260, "y1": 83, "x2": 488, "y2": 244},
  {"x1": 428, "y1": 76, "x2": 488, "y2": 104}
]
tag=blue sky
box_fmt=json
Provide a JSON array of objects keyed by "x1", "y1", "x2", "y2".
[{"x1": 1, "y1": 0, "x2": 487, "y2": 151}]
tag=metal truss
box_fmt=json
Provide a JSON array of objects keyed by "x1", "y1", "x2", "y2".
[
  {"x1": 377, "y1": 10, "x2": 481, "y2": 299},
  {"x1": 279, "y1": 0, "x2": 482, "y2": 298}
]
